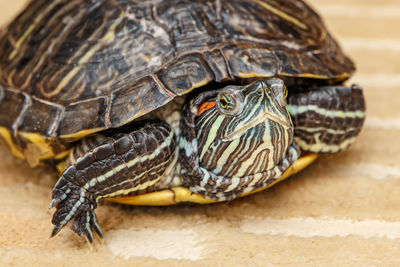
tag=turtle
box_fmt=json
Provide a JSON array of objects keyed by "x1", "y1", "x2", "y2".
[{"x1": 0, "y1": 0, "x2": 366, "y2": 243}]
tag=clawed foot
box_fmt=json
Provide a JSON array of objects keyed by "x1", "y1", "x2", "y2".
[{"x1": 49, "y1": 176, "x2": 103, "y2": 243}]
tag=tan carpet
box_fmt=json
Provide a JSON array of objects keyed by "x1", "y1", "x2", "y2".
[{"x1": 0, "y1": 0, "x2": 399, "y2": 266}]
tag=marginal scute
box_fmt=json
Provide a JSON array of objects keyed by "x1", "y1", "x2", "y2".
[
  {"x1": 57, "y1": 97, "x2": 108, "y2": 137},
  {"x1": 157, "y1": 53, "x2": 214, "y2": 95},
  {"x1": 0, "y1": 86, "x2": 26, "y2": 129},
  {"x1": 301, "y1": 51, "x2": 354, "y2": 78},
  {"x1": 274, "y1": 50, "x2": 303, "y2": 76},
  {"x1": 299, "y1": 53, "x2": 332, "y2": 77},
  {"x1": 110, "y1": 76, "x2": 172, "y2": 127},
  {"x1": 18, "y1": 98, "x2": 63, "y2": 136}
]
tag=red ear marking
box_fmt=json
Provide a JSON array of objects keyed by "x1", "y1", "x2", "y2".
[{"x1": 197, "y1": 101, "x2": 216, "y2": 116}]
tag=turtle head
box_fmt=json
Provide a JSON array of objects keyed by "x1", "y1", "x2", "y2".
[{"x1": 191, "y1": 78, "x2": 294, "y2": 178}]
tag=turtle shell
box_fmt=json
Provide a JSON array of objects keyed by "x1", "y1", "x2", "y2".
[{"x1": 0, "y1": 0, "x2": 354, "y2": 141}]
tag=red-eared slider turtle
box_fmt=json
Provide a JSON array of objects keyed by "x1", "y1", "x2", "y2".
[{"x1": 0, "y1": 0, "x2": 365, "y2": 242}]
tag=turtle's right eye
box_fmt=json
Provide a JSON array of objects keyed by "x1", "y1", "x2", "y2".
[
  {"x1": 217, "y1": 89, "x2": 244, "y2": 116},
  {"x1": 219, "y1": 95, "x2": 230, "y2": 109}
]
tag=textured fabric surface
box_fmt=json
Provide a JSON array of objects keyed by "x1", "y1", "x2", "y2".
[{"x1": 0, "y1": 0, "x2": 399, "y2": 266}]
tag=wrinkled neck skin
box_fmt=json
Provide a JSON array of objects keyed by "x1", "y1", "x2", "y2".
[{"x1": 178, "y1": 92, "x2": 217, "y2": 183}]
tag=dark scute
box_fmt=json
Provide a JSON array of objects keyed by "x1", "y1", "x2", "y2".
[
  {"x1": 155, "y1": 0, "x2": 222, "y2": 50},
  {"x1": 113, "y1": 135, "x2": 134, "y2": 155},
  {"x1": 176, "y1": 79, "x2": 190, "y2": 91},
  {"x1": 110, "y1": 76, "x2": 172, "y2": 127},
  {"x1": 151, "y1": 127, "x2": 168, "y2": 145},
  {"x1": 110, "y1": 156, "x2": 125, "y2": 169},
  {"x1": 223, "y1": 46, "x2": 278, "y2": 78},
  {"x1": 144, "y1": 134, "x2": 158, "y2": 153},
  {"x1": 57, "y1": 97, "x2": 108, "y2": 137},
  {"x1": 133, "y1": 129, "x2": 146, "y2": 143},
  {"x1": 93, "y1": 143, "x2": 114, "y2": 161},
  {"x1": 19, "y1": 97, "x2": 63, "y2": 136},
  {"x1": 124, "y1": 150, "x2": 137, "y2": 165},
  {"x1": 157, "y1": 53, "x2": 214, "y2": 95},
  {"x1": 204, "y1": 49, "x2": 231, "y2": 82},
  {"x1": 75, "y1": 153, "x2": 95, "y2": 171},
  {"x1": 274, "y1": 51, "x2": 302, "y2": 76},
  {"x1": 63, "y1": 165, "x2": 77, "y2": 183},
  {"x1": 0, "y1": 86, "x2": 26, "y2": 129}
]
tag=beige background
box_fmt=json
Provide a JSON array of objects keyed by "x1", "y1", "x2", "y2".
[{"x1": 0, "y1": 0, "x2": 400, "y2": 266}]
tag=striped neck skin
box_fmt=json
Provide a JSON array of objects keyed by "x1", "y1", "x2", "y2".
[{"x1": 179, "y1": 79, "x2": 294, "y2": 197}]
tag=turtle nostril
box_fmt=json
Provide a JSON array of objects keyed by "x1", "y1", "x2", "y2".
[
  {"x1": 255, "y1": 80, "x2": 269, "y2": 97},
  {"x1": 257, "y1": 88, "x2": 264, "y2": 96}
]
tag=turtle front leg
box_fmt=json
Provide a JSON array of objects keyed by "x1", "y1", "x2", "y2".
[
  {"x1": 287, "y1": 84, "x2": 366, "y2": 153},
  {"x1": 49, "y1": 123, "x2": 176, "y2": 242}
]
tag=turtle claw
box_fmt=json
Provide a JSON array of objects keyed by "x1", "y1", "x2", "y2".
[
  {"x1": 70, "y1": 211, "x2": 103, "y2": 243},
  {"x1": 50, "y1": 205, "x2": 103, "y2": 243},
  {"x1": 83, "y1": 224, "x2": 94, "y2": 243},
  {"x1": 48, "y1": 199, "x2": 59, "y2": 209},
  {"x1": 50, "y1": 176, "x2": 73, "y2": 209},
  {"x1": 91, "y1": 212, "x2": 104, "y2": 239},
  {"x1": 50, "y1": 177, "x2": 102, "y2": 242},
  {"x1": 50, "y1": 223, "x2": 63, "y2": 238}
]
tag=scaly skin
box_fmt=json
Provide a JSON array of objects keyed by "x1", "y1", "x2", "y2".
[{"x1": 50, "y1": 79, "x2": 297, "y2": 241}]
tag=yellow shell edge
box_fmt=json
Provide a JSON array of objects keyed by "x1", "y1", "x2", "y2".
[
  {"x1": 0, "y1": 127, "x2": 25, "y2": 159},
  {"x1": 106, "y1": 153, "x2": 318, "y2": 206},
  {"x1": 59, "y1": 128, "x2": 106, "y2": 140}
]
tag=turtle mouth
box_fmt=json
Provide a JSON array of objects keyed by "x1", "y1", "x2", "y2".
[{"x1": 222, "y1": 111, "x2": 291, "y2": 142}]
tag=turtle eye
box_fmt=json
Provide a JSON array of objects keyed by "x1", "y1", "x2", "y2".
[
  {"x1": 219, "y1": 95, "x2": 230, "y2": 109},
  {"x1": 217, "y1": 89, "x2": 244, "y2": 116}
]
